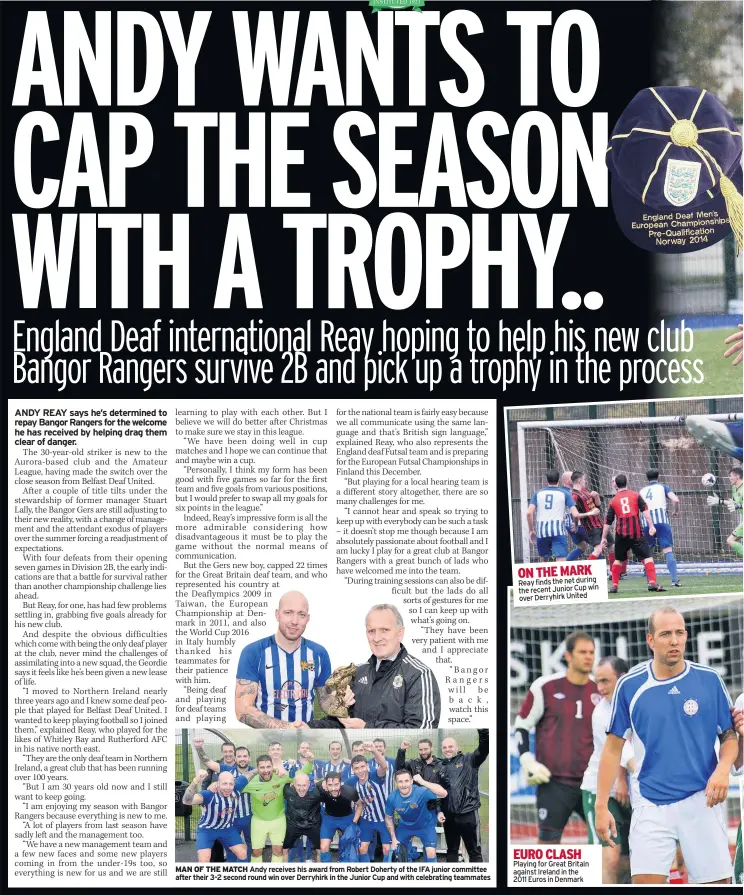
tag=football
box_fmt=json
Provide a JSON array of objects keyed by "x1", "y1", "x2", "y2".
[{"x1": 701, "y1": 473, "x2": 716, "y2": 488}]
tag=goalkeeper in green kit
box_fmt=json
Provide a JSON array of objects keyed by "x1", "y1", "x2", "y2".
[
  {"x1": 707, "y1": 467, "x2": 743, "y2": 558},
  {"x1": 242, "y1": 753, "x2": 313, "y2": 862}
]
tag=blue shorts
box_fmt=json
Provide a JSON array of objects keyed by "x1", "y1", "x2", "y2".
[
  {"x1": 359, "y1": 817, "x2": 391, "y2": 845},
  {"x1": 196, "y1": 825, "x2": 244, "y2": 852},
  {"x1": 646, "y1": 523, "x2": 673, "y2": 550},
  {"x1": 320, "y1": 812, "x2": 355, "y2": 840},
  {"x1": 536, "y1": 535, "x2": 567, "y2": 559},
  {"x1": 569, "y1": 526, "x2": 588, "y2": 545},
  {"x1": 397, "y1": 823, "x2": 438, "y2": 850}
]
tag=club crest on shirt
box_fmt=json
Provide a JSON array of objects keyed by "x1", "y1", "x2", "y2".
[
  {"x1": 590, "y1": 693, "x2": 601, "y2": 706},
  {"x1": 538, "y1": 808, "x2": 548, "y2": 821},
  {"x1": 300, "y1": 660, "x2": 315, "y2": 671},
  {"x1": 683, "y1": 698, "x2": 699, "y2": 716},
  {"x1": 392, "y1": 674, "x2": 404, "y2": 689}
]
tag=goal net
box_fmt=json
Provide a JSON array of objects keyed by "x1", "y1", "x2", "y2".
[
  {"x1": 509, "y1": 594, "x2": 743, "y2": 847},
  {"x1": 511, "y1": 410, "x2": 743, "y2": 574}
]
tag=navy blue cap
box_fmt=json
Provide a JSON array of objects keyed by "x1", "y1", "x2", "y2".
[{"x1": 607, "y1": 86, "x2": 742, "y2": 254}]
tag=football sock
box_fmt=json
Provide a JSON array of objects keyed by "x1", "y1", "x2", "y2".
[
  {"x1": 358, "y1": 853, "x2": 371, "y2": 863},
  {"x1": 251, "y1": 854, "x2": 262, "y2": 863},
  {"x1": 732, "y1": 540, "x2": 744, "y2": 557},
  {"x1": 271, "y1": 855, "x2": 282, "y2": 863},
  {"x1": 665, "y1": 551, "x2": 679, "y2": 582},
  {"x1": 608, "y1": 552, "x2": 615, "y2": 565},
  {"x1": 644, "y1": 558, "x2": 657, "y2": 586},
  {"x1": 424, "y1": 854, "x2": 437, "y2": 863},
  {"x1": 612, "y1": 563, "x2": 621, "y2": 587},
  {"x1": 320, "y1": 851, "x2": 333, "y2": 863},
  {"x1": 566, "y1": 548, "x2": 583, "y2": 561}
]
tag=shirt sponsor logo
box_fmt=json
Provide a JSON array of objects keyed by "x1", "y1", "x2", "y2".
[
  {"x1": 668, "y1": 685, "x2": 681, "y2": 695},
  {"x1": 683, "y1": 698, "x2": 699, "y2": 716},
  {"x1": 357, "y1": 676, "x2": 368, "y2": 685},
  {"x1": 553, "y1": 693, "x2": 566, "y2": 700}
]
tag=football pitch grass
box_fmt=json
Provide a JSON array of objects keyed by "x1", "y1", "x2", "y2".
[
  {"x1": 663, "y1": 328, "x2": 742, "y2": 398},
  {"x1": 610, "y1": 572, "x2": 742, "y2": 598}
]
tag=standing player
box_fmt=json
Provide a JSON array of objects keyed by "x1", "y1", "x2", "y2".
[
  {"x1": 282, "y1": 771, "x2": 323, "y2": 863},
  {"x1": 580, "y1": 657, "x2": 632, "y2": 883},
  {"x1": 708, "y1": 466, "x2": 744, "y2": 559},
  {"x1": 242, "y1": 754, "x2": 295, "y2": 863},
  {"x1": 396, "y1": 739, "x2": 445, "y2": 825},
  {"x1": 341, "y1": 741, "x2": 367, "y2": 784},
  {"x1": 731, "y1": 693, "x2": 744, "y2": 885},
  {"x1": 570, "y1": 471, "x2": 613, "y2": 566},
  {"x1": 595, "y1": 607, "x2": 737, "y2": 884},
  {"x1": 351, "y1": 741, "x2": 394, "y2": 862},
  {"x1": 526, "y1": 469, "x2": 599, "y2": 560},
  {"x1": 235, "y1": 591, "x2": 332, "y2": 729},
  {"x1": 600, "y1": 474, "x2": 665, "y2": 593},
  {"x1": 439, "y1": 729, "x2": 489, "y2": 862},
  {"x1": 562, "y1": 470, "x2": 590, "y2": 562},
  {"x1": 385, "y1": 769, "x2": 448, "y2": 863},
  {"x1": 318, "y1": 772, "x2": 361, "y2": 863},
  {"x1": 641, "y1": 469, "x2": 682, "y2": 586},
  {"x1": 514, "y1": 631, "x2": 599, "y2": 843},
  {"x1": 182, "y1": 769, "x2": 249, "y2": 862},
  {"x1": 313, "y1": 740, "x2": 347, "y2": 782}
]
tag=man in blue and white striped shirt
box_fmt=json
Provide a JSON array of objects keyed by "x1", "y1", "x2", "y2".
[
  {"x1": 351, "y1": 740, "x2": 394, "y2": 862},
  {"x1": 235, "y1": 591, "x2": 332, "y2": 729},
  {"x1": 527, "y1": 469, "x2": 599, "y2": 560},
  {"x1": 182, "y1": 768, "x2": 249, "y2": 862},
  {"x1": 314, "y1": 740, "x2": 347, "y2": 782},
  {"x1": 641, "y1": 469, "x2": 682, "y2": 586},
  {"x1": 192, "y1": 738, "x2": 254, "y2": 857}
]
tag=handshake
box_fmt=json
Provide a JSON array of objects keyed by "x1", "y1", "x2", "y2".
[{"x1": 706, "y1": 494, "x2": 737, "y2": 512}]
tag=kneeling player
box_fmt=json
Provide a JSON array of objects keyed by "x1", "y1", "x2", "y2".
[
  {"x1": 183, "y1": 769, "x2": 249, "y2": 862},
  {"x1": 318, "y1": 772, "x2": 361, "y2": 862},
  {"x1": 385, "y1": 769, "x2": 448, "y2": 862},
  {"x1": 601, "y1": 475, "x2": 665, "y2": 593}
]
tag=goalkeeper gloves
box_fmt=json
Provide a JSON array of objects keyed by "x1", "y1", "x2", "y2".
[
  {"x1": 519, "y1": 752, "x2": 552, "y2": 785},
  {"x1": 723, "y1": 499, "x2": 737, "y2": 512},
  {"x1": 706, "y1": 494, "x2": 720, "y2": 507}
]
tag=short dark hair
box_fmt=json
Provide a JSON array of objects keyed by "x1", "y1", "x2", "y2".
[
  {"x1": 373, "y1": 738, "x2": 385, "y2": 747},
  {"x1": 256, "y1": 754, "x2": 272, "y2": 765},
  {"x1": 614, "y1": 474, "x2": 627, "y2": 489},
  {"x1": 646, "y1": 469, "x2": 659, "y2": 481},
  {"x1": 418, "y1": 739, "x2": 433, "y2": 747},
  {"x1": 731, "y1": 466, "x2": 743, "y2": 479},
  {"x1": 546, "y1": 469, "x2": 559, "y2": 485},
  {"x1": 325, "y1": 771, "x2": 342, "y2": 783},
  {"x1": 329, "y1": 741, "x2": 342, "y2": 750},
  {"x1": 268, "y1": 741, "x2": 281, "y2": 749},
  {"x1": 221, "y1": 741, "x2": 235, "y2": 751},
  {"x1": 351, "y1": 740, "x2": 364, "y2": 750},
  {"x1": 597, "y1": 655, "x2": 629, "y2": 677},
  {"x1": 236, "y1": 746, "x2": 250, "y2": 755},
  {"x1": 565, "y1": 630, "x2": 595, "y2": 653},
  {"x1": 351, "y1": 756, "x2": 367, "y2": 767},
  {"x1": 571, "y1": 470, "x2": 583, "y2": 484},
  {"x1": 394, "y1": 768, "x2": 413, "y2": 781}
]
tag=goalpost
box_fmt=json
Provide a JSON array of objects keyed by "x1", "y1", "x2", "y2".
[
  {"x1": 514, "y1": 413, "x2": 744, "y2": 572},
  {"x1": 509, "y1": 594, "x2": 743, "y2": 845}
]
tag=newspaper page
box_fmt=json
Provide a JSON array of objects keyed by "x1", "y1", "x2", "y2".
[{"x1": 4, "y1": 1, "x2": 742, "y2": 890}]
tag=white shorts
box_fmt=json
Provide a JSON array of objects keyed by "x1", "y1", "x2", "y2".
[{"x1": 629, "y1": 790, "x2": 732, "y2": 883}]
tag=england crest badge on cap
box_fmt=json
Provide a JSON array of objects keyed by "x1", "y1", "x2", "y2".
[{"x1": 606, "y1": 86, "x2": 743, "y2": 253}]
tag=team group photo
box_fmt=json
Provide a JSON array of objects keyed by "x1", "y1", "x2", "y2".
[
  {"x1": 174, "y1": 727, "x2": 489, "y2": 865},
  {"x1": 507, "y1": 396, "x2": 743, "y2": 597},
  {"x1": 509, "y1": 592, "x2": 743, "y2": 884}
]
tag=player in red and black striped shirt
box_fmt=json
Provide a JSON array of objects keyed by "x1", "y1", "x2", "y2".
[
  {"x1": 601, "y1": 474, "x2": 665, "y2": 594},
  {"x1": 571, "y1": 471, "x2": 615, "y2": 565}
]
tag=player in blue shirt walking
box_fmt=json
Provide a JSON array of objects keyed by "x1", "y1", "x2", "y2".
[
  {"x1": 527, "y1": 469, "x2": 601, "y2": 560},
  {"x1": 641, "y1": 470, "x2": 682, "y2": 586},
  {"x1": 385, "y1": 768, "x2": 448, "y2": 863},
  {"x1": 235, "y1": 591, "x2": 333, "y2": 728},
  {"x1": 594, "y1": 606, "x2": 737, "y2": 884}
]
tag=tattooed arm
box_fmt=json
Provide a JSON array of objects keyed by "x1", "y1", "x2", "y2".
[
  {"x1": 235, "y1": 678, "x2": 290, "y2": 729},
  {"x1": 192, "y1": 737, "x2": 220, "y2": 772},
  {"x1": 385, "y1": 814, "x2": 398, "y2": 848},
  {"x1": 182, "y1": 769, "x2": 208, "y2": 806}
]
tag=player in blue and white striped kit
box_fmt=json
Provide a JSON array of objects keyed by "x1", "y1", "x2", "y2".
[
  {"x1": 182, "y1": 768, "x2": 250, "y2": 862},
  {"x1": 235, "y1": 591, "x2": 332, "y2": 729},
  {"x1": 594, "y1": 606, "x2": 737, "y2": 884},
  {"x1": 351, "y1": 741, "x2": 394, "y2": 861},
  {"x1": 526, "y1": 469, "x2": 599, "y2": 560},
  {"x1": 641, "y1": 470, "x2": 682, "y2": 587}
]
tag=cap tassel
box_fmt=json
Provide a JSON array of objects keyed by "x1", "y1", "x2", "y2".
[{"x1": 719, "y1": 174, "x2": 743, "y2": 252}]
